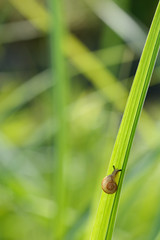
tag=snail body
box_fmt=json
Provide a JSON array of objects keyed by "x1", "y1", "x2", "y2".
[{"x1": 101, "y1": 165, "x2": 122, "y2": 194}]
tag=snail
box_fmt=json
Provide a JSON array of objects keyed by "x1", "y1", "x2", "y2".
[{"x1": 101, "y1": 165, "x2": 122, "y2": 194}]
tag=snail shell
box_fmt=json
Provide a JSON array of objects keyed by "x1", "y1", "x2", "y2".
[{"x1": 101, "y1": 166, "x2": 121, "y2": 194}]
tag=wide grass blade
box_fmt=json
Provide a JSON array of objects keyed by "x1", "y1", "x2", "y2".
[{"x1": 91, "y1": 2, "x2": 160, "y2": 240}]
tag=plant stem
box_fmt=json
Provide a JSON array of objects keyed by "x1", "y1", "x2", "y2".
[
  {"x1": 91, "y1": 2, "x2": 160, "y2": 239},
  {"x1": 50, "y1": 0, "x2": 67, "y2": 238}
]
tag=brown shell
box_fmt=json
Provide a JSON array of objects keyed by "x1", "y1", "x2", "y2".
[
  {"x1": 101, "y1": 175, "x2": 117, "y2": 194},
  {"x1": 101, "y1": 166, "x2": 121, "y2": 194}
]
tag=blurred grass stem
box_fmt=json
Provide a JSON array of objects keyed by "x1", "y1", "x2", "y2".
[{"x1": 50, "y1": 0, "x2": 68, "y2": 238}]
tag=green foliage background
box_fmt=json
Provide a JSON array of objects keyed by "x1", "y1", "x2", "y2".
[{"x1": 0, "y1": 0, "x2": 160, "y2": 239}]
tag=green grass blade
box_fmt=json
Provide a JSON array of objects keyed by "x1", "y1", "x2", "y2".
[{"x1": 91, "y1": 2, "x2": 160, "y2": 240}]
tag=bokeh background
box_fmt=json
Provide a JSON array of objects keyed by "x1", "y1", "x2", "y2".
[{"x1": 0, "y1": 0, "x2": 160, "y2": 239}]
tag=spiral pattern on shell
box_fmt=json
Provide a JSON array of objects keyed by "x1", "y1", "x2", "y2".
[
  {"x1": 101, "y1": 166, "x2": 122, "y2": 194},
  {"x1": 101, "y1": 176, "x2": 118, "y2": 194},
  {"x1": 106, "y1": 181, "x2": 117, "y2": 194}
]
